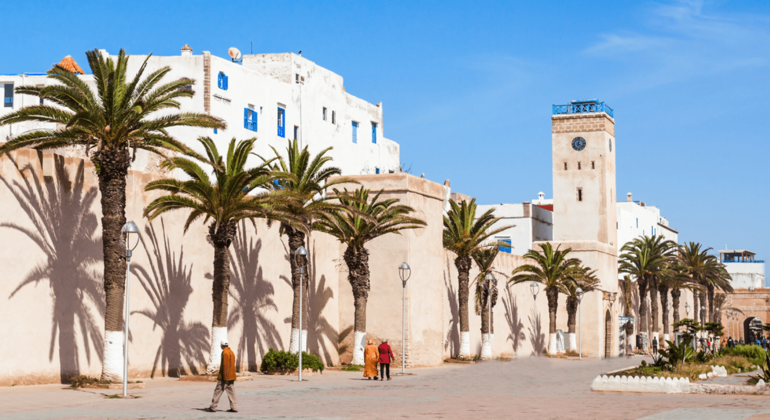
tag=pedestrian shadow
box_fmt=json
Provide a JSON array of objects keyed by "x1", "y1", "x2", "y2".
[
  {"x1": 502, "y1": 288, "x2": 526, "y2": 355},
  {"x1": 443, "y1": 256, "x2": 460, "y2": 357},
  {"x1": 527, "y1": 307, "x2": 545, "y2": 356},
  {"x1": 2, "y1": 154, "x2": 104, "y2": 383},
  {"x1": 280, "y1": 240, "x2": 341, "y2": 365},
  {"x1": 131, "y1": 219, "x2": 209, "y2": 377},
  {"x1": 228, "y1": 221, "x2": 282, "y2": 372}
]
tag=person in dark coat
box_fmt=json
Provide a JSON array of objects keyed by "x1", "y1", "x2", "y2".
[
  {"x1": 205, "y1": 340, "x2": 238, "y2": 413},
  {"x1": 652, "y1": 337, "x2": 658, "y2": 355},
  {"x1": 377, "y1": 339, "x2": 395, "y2": 381}
]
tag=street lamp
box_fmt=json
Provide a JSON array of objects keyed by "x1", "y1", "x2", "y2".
[
  {"x1": 294, "y1": 246, "x2": 308, "y2": 382},
  {"x1": 398, "y1": 262, "x2": 411, "y2": 374},
  {"x1": 121, "y1": 221, "x2": 140, "y2": 398},
  {"x1": 576, "y1": 287, "x2": 584, "y2": 359},
  {"x1": 484, "y1": 273, "x2": 495, "y2": 360},
  {"x1": 531, "y1": 282, "x2": 540, "y2": 356}
]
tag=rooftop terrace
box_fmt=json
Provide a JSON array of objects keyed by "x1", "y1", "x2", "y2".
[{"x1": 553, "y1": 100, "x2": 614, "y2": 118}]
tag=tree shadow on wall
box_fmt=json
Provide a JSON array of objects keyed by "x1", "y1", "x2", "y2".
[
  {"x1": 227, "y1": 222, "x2": 282, "y2": 372},
  {"x1": 131, "y1": 220, "x2": 209, "y2": 378},
  {"x1": 2, "y1": 155, "x2": 104, "y2": 383},
  {"x1": 443, "y1": 257, "x2": 460, "y2": 357},
  {"x1": 280, "y1": 239, "x2": 342, "y2": 365},
  {"x1": 528, "y1": 306, "x2": 546, "y2": 356},
  {"x1": 502, "y1": 288, "x2": 526, "y2": 355}
]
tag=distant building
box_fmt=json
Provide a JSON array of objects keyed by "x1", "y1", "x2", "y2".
[
  {"x1": 0, "y1": 47, "x2": 400, "y2": 176},
  {"x1": 616, "y1": 192, "x2": 678, "y2": 250},
  {"x1": 476, "y1": 198, "x2": 553, "y2": 256},
  {"x1": 719, "y1": 249, "x2": 765, "y2": 290}
]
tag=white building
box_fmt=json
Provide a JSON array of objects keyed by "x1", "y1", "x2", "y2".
[
  {"x1": 719, "y1": 249, "x2": 765, "y2": 290},
  {"x1": 616, "y1": 192, "x2": 678, "y2": 250},
  {"x1": 0, "y1": 47, "x2": 400, "y2": 176},
  {"x1": 477, "y1": 197, "x2": 553, "y2": 257}
]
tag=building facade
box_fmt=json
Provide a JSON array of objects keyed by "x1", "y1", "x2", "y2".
[{"x1": 0, "y1": 47, "x2": 400, "y2": 176}]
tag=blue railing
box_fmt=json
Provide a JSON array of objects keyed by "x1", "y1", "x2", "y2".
[
  {"x1": 723, "y1": 260, "x2": 764, "y2": 263},
  {"x1": 553, "y1": 100, "x2": 614, "y2": 118}
]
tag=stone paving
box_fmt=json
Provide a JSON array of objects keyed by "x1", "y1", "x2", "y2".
[{"x1": 2, "y1": 357, "x2": 770, "y2": 420}]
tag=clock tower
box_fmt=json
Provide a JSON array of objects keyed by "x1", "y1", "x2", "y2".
[{"x1": 538, "y1": 100, "x2": 619, "y2": 358}]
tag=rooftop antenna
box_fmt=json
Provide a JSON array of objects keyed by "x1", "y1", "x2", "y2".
[{"x1": 229, "y1": 47, "x2": 242, "y2": 63}]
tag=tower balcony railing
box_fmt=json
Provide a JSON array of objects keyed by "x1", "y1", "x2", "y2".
[{"x1": 553, "y1": 100, "x2": 614, "y2": 118}]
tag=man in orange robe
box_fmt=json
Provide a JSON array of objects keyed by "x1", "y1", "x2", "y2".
[{"x1": 206, "y1": 340, "x2": 238, "y2": 412}]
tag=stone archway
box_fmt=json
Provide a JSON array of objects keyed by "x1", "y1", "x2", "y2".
[
  {"x1": 745, "y1": 317, "x2": 762, "y2": 344},
  {"x1": 605, "y1": 310, "x2": 612, "y2": 359}
]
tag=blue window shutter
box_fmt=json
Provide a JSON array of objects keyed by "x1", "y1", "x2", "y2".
[
  {"x1": 498, "y1": 239, "x2": 511, "y2": 254},
  {"x1": 244, "y1": 108, "x2": 249, "y2": 129},
  {"x1": 218, "y1": 72, "x2": 223, "y2": 89},
  {"x1": 375, "y1": 167, "x2": 380, "y2": 174},
  {"x1": 224, "y1": 75, "x2": 229, "y2": 90},
  {"x1": 277, "y1": 108, "x2": 285, "y2": 137},
  {"x1": 372, "y1": 122, "x2": 377, "y2": 144},
  {"x1": 253, "y1": 111, "x2": 258, "y2": 131},
  {"x1": 352, "y1": 121, "x2": 358, "y2": 143},
  {"x1": 214, "y1": 128, "x2": 218, "y2": 134}
]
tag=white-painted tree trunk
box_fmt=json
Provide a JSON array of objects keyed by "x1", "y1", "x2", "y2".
[
  {"x1": 568, "y1": 333, "x2": 577, "y2": 352},
  {"x1": 102, "y1": 331, "x2": 124, "y2": 382},
  {"x1": 548, "y1": 333, "x2": 558, "y2": 355},
  {"x1": 289, "y1": 328, "x2": 308, "y2": 353},
  {"x1": 206, "y1": 326, "x2": 228, "y2": 375},
  {"x1": 351, "y1": 331, "x2": 366, "y2": 365},
  {"x1": 663, "y1": 333, "x2": 670, "y2": 345},
  {"x1": 480, "y1": 333, "x2": 492, "y2": 360},
  {"x1": 459, "y1": 331, "x2": 471, "y2": 358}
]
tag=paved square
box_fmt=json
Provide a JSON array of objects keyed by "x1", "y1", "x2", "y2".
[{"x1": 1, "y1": 357, "x2": 769, "y2": 420}]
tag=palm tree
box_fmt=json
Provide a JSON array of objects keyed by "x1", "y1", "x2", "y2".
[
  {"x1": 261, "y1": 139, "x2": 352, "y2": 353},
  {"x1": 0, "y1": 49, "x2": 224, "y2": 381},
  {"x1": 509, "y1": 242, "x2": 582, "y2": 355},
  {"x1": 619, "y1": 235, "x2": 675, "y2": 349},
  {"x1": 316, "y1": 187, "x2": 425, "y2": 364},
  {"x1": 658, "y1": 260, "x2": 700, "y2": 342},
  {"x1": 564, "y1": 266, "x2": 599, "y2": 353},
  {"x1": 702, "y1": 260, "x2": 733, "y2": 323},
  {"x1": 471, "y1": 246, "x2": 504, "y2": 360},
  {"x1": 144, "y1": 136, "x2": 293, "y2": 374},
  {"x1": 619, "y1": 275, "x2": 637, "y2": 354},
  {"x1": 443, "y1": 198, "x2": 506, "y2": 359},
  {"x1": 677, "y1": 243, "x2": 730, "y2": 327}
]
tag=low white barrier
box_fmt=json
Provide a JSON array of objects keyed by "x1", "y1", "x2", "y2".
[{"x1": 591, "y1": 375, "x2": 690, "y2": 394}]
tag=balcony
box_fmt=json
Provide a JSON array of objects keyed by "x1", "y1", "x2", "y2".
[
  {"x1": 553, "y1": 100, "x2": 613, "y2": 118},
  {"x1": 723, "y1": 260, "x2": 764, "y2": 264}
]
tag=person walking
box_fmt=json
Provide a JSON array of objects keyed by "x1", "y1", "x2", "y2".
[
  {"x1": 363, "y1": 338, "x2": 379, "y2": 380},
  {"x1": 652, "y1": 336, "x2": 658, "y2": 355},
  {"x1": 205, "y1": 340, "x2": 238, "y2": 413},
  {"x1": 377, "y1": 339, "x2": 395, "y2": 381}
]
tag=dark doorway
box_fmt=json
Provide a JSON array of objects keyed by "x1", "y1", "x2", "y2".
[{"x1": 604, "y1": 310, "x2": 612, "y2": 358}]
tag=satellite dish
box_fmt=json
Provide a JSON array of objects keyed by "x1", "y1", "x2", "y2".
[{"x1": 229, "y1": 47, "x2": 242, "y2": 61}]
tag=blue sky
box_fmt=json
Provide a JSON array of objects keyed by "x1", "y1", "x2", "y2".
[{"x1": 2, "y1": 0, "x2": 768, "y2": 260}]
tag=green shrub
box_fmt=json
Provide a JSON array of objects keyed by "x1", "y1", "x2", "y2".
[
  {"x1": 69, "y1": 375, "x2": 105, "y2": 388},
  {"x1": 260, "y1": 348, "x2": 325, "y2": 373},
  {"x1": 720, "y1": 345, "x2": 767, "y2": 364}
]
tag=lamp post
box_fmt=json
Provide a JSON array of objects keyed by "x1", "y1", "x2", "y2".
[
  {"x1": 398, "y1": 262, "x2": 411, "y2": 374},
  {"x1": 685, "y1": 302, "x2": 691, "y2": 350},
  {"x1": 484, "y1": 273, "x2": 495, "y2": 360},
  {"x1": 530, "y1": 282, "x2": 540, "y2": 356},
  {"x1": 714, "y1": 307, "x2": 720, "y2": 355},
  {"x1": 606, "y1": 292, "x2": 616, "y2": 358},
  {"x1": 294, "y1": 246, "x2": 308, "y2": 382},
  {"x1": 577, "y1": 287, "x2": 584, "y2": 359},
  {"x1": 121, "y1": 221, "x2": 140, "y2": 398}
]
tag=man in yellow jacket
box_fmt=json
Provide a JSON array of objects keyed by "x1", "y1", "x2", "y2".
[{"x1": 205, "y1": 340, "x2": 238, "y2": 412}]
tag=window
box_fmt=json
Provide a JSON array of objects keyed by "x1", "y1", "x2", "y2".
[
  {"x1": 591, "y1": 161, "x2": 595, "y2": 169},
  {"x1": 497, "y1": 237, "x2": 512, "y2": 254},
  {"x1": 375, "y1": 167, "x2": 380, "y2": 174},
  {"x1": 323, "y1": 107, "x2": 327, "y2": 121},
  {"x1": 371, "y1": 122, "x2": 377, "y2": 144},
  {"x1": 277, "y1": 107, "x2": 285, "y2": 137},
  {"x1": 578, "y1": 162, "x2": 582, "y2": 170},
  {"x1": 352, "y1": 121, "x2": 358, "y2": 143},
  {"x1": 214, "y1": 128, "x2": 218, "y2": 134},
  {"x1": 332, "y1": 111, "x2": 336, "y2": 124},
  {"x1": 294, "y1": 126, "x2": 299, "y2": 140},
  {"x1": 37, "y1": 84, "x2": 44, "y2": 105},
  {"x1": 636, "y1": 218, "x2": 638, "y2": 228},
  {"x1": 564, "y1": 162, "x2": 567, "y2": 170},
  {"x1": 577, "y1": 187, "x2": 583, "y2": 202},
  {"x1": 3, "y1": 84, "x2": 13, "y2": 108},
  {"x1": 243, "y1": 107, "x2": 257, "y2": 131},
  {"x1": 217, "y1": 72, "x2": 228, "y2": 90}
]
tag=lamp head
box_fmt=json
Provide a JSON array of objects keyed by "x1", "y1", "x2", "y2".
[
  {"x1": 121, "y1": 221, "x2": 140, "y2": 252},
  {"x1": 398, "y1": 262, "x2": 411, "y2": 282},
  {"x1": 530, "y1": 281, "x2": 539, "y2": 297},
  {"x1": 484, "y1": 273, "x2": 495, "y2": 290}
]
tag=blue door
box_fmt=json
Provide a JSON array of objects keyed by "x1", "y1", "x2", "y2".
[
  {"x1": 371, "y1": 122, "x2": 377, "y2": 144},
  {"x1": 277, "y1": 107, "x2": 285, "y2": 138}
]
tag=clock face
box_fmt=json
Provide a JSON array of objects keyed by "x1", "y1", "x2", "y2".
[{"x1": 571, "y1": 137, "x2": 586, "y2": 151}]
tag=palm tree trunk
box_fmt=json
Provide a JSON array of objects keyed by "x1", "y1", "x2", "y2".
[
  {"x1": 96, "y1": 150, "x2": 130, "y2": 383},
  {"x1": 649, "y1": 276, "x2": 660, "y2": 340},
  {"x1": 699, "y1": 292, "x2": 707, "y2": 325},
  {"x1": 546, "y1": 285, "x2": 560, "y2": 354},
  {"x1": 566, "y1": 296, "x2": 577, "y2": 352},
  {"x1": 707, "y1": 285, "x2": 715, "y2": 323},
  {"x1": 693, "y1": 293, "x2": 699, "y2": 322},
  {"x1": 671, "y1": 289, "x2": 681, "y2": 325},
  {"x1": 455, "y1": 255, "x2": 472, "y2": 358},
  {"x1": 480, "y1": 292, "x2": 491, "y2": 360},
  {"x1": 285, "y1": 225, "x2": 309, "y2": 354},
  {"x1": 345, "y1": 246, "x2": 370, "y2": 365},
  {"x1": 637, "y1": 276, "x2": 648, "y2": 347},
  {"x1": 207, "y1": 222, "x2": 236, "y2": 374},
  {"x1": 659, "y1": 284, "x2": 670, "y2": 343}
]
